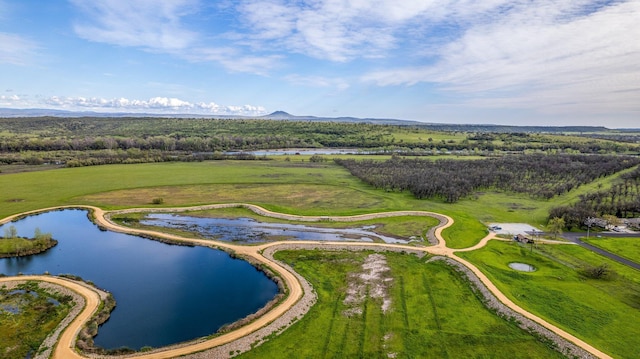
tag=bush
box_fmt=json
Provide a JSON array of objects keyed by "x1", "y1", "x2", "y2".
[
  {"x1": 581, "y1": 263, "x2": 615, "y2": 280},
  {"x1": 151, "y1": 197, "x2": 164, "y2": 205},
  {"x1": 309, "y1": 155, "x2": 327, "y2": 163}
]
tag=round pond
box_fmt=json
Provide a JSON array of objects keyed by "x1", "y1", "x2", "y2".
[{"x1": 508, "y1": 262, "x2": 536, "y2": 272}]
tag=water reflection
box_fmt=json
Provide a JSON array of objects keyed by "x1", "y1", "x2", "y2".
[
  {"x1": 0, "y1": 209, "x2": 278, "y2": 350},
  {"x1": 141, "y1": 213, "x2": 410, "y2": 244}
]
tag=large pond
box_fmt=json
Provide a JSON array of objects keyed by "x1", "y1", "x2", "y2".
[
  {"x1": 140, "y1": 213, "x2": 410, "y2": 244},
  {"x1": 0, "y1": 209, "x2": 278, "y2": 350}
]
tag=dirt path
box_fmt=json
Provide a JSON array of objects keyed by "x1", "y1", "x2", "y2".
[
  {"x1": 0, "y1": 204, "x2": 611, "y2": 359},
  {"x1": 0, "y1": 276, "x2": 102, "y2": 359}
]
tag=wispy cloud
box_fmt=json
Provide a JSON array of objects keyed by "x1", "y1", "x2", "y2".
[
  {"x1": 189, "y1": 47, "x2": 282, "y2": 74},
  {"x1": 363, "y1": 0, "x2": 640, "y2": 115},
  {"x1": 70, "y1": 0, "x2": 199, "y2": 51},
  {"x1": 284, "y1": 74, "x2": 349, "y2": 91},
  {"x1": 0, "y1": 32, "x2": 39, "y2": 65},
  {"x1": 69, "y1": 0, "x2": 280, "y2": 73},
  {"x1": 236, "y1": 0, "x2": 415, "y2": 62}
]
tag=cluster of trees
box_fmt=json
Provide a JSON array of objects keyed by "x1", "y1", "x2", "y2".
[
  {"x1": 0, "y1": 148, "x2": 268, "y2": 168},
  {"x1": 336, "y1": 154, "x2": 640, "y2": 203},
  {"x1": 0, "y1": 226, "x2": 56, "y2": 257},
  {"x1": 549, "y1": 165, "x2": 640, "y2": 229}
]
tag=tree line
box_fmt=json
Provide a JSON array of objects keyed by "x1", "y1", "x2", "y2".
[
  {"x1": 1, "y1": 117, "x2": 637, "y2": 154},
  {"x1": 336, "y1": 154, "x2": 640, "y2": 203},
  {"x1": 549, "y1": 165, "x2": 640, "y2": 229}
]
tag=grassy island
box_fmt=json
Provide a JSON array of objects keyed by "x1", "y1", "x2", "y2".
[{"x1": 0, "y1": 226, "x2": 57, "y2": 258}]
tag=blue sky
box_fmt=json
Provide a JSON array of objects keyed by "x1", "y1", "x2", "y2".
[{"x1": 1, "y1": 0, "x2": 639, "y2": 127}]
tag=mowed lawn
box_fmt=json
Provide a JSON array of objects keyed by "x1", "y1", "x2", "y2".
[
  {"x1": 458, "y1": 241, "x2": 640, "y2": 359},
  {"x1": 239, "y1": 250, "x2": 566, "y2": 359}
]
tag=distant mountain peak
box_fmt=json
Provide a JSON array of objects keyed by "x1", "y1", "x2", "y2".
[{"x1": 262, "y1": 111, "x2": 295, "y2": 119}]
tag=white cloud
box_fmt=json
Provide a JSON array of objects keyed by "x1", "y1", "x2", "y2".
[
  {"x1": 13, "y1": 95, "x2": 268, "y2": 116},
  {"x1": 70, "y1": 0, "x2": 199, "y2": 51},
  {"x1": 0, "y1": 32, "x2": 39, "y2": 65},
  {"x1": 362, "y1": 0, "x2": 640, "y2": 116},
  {"x1": 0, "y1": 94, "x2": 21, "y2": 106}
]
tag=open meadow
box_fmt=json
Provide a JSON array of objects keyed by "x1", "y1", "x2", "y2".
[
  {"x1": 457, "y1": 241, "x2": 640, "y2": 358},
  {"x1": 239, "y1": 250, "x2": 565, "y2": 359}
]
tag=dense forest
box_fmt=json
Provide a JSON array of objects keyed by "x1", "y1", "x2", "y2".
[
  {"x1": 336, "y1": 155, "x2": 640, "y2": 203},
  {"x1": 549, "y1": 166, "x2": 640, "y2": 228}
]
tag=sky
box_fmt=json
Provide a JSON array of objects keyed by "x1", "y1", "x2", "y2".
[{"x1": 0, "y1": 0, "x2": 639, "y2": 127}]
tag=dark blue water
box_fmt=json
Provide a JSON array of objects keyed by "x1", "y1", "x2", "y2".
[
  {"x1": 0, "y1": 209, "x2": 278, "y2": 350},
  {"x1": 141, "y1": 214, "x2": 409, "y2": 244}
]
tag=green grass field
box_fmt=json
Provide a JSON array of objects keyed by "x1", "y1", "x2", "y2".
[
  {"x1": 582, "y1": 236, "x2": 640, "y2": 264},
  {"x1": 239, "y1": 250, "x2": 565, "y2": 359},
  {"x1": 457, "y1": 241, "x2": 640, "y2": 358}
]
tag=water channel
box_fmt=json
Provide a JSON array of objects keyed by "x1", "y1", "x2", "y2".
[
  {"x1": 139, "y1": 213, "x2": 411, "y2": 244},
  {"x1": 0, "y1": 209, "x2": 278, "y2": 350}
]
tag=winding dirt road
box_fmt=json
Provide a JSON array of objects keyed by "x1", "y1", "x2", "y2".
[{"x1": 0, "y1": 204, "x2": 612, "y2": 359}]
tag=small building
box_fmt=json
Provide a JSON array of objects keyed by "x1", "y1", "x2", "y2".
[
  {"x1": 513, "y1": 234, "x2": 533, "y2": 244},
  {"x1": 624, "y1": 218, "x2": 640, "y2": 231}
]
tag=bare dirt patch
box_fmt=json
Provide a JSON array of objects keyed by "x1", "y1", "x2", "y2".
[{"x1": 343, "y1": 253, "x2": 393, "y2": 317}]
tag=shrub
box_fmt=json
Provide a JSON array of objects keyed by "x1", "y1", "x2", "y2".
[
  {"x1": 151, "y1": 197, "x2": 164, "y2": 205},
  {"x1": 581, "y1": 263, "x2": 615, "y2": 280}
]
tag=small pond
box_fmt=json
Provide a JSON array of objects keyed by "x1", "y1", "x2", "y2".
[
  {"x1": 0, "y1": 209, "x2": 278, "y2": 350},
  {"x1": 139, "y1": 213, "x2": 410, "y2": 244},
  {"x1": 508, "y1": 262, "x2": 536, "y2": 272}
]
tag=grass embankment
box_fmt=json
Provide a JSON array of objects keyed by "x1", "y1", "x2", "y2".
[
  {"x1": 0, "y1": 281, "x2": 74, "y2": 359},
  {"x1": 239, "y1": 250, "x2": 565, "y2": 358},
  {"x1": 582, "y1": 236, "x2": 640, "y2": 264},
  {"x1": 458, "y1": 241, "x2": 640, "y2": 358}
]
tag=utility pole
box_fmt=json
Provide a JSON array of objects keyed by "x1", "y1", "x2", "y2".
[{"x1": 585, "y1": 217, "x2": 597, "y2": 238}]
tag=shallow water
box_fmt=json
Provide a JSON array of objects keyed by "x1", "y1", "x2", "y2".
[
  {"x1": 0, "y1": 209, "x2": 278, "y2": 350},
  {"x1": 140, "y1": 213, "x2": 410, "y2": 244},
  {"x1": 508, "y1": 262, "x2": 536, "y2": 272}
]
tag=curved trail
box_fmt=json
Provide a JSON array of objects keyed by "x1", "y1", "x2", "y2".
[
  {"x1": 0, "y1": 276, "x2": 101, "y2": 359},
  {"x1": 0, "y1": 204, "x2": 611, "y2": 359}
]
